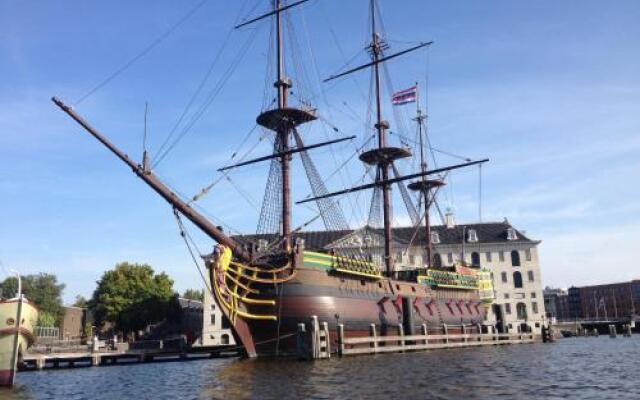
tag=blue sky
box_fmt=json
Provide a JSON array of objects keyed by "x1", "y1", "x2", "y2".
[{"x1": 1, "y1": 1, "x2": 639, "y2": 303}]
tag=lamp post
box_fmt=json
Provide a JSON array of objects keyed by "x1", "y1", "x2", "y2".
[{"x1": 9, "y1": 269, "x2": 23, "y2": 386}]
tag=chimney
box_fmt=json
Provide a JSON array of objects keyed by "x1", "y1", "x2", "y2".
[{"x1": 445, "y1": 210, "x2": 456, "y2": 229}]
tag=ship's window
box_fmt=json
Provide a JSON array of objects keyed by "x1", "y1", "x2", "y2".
[
  {"x1": 501, "y1": 272, "x2": 508, "y2": 283},
  {"x1": 378, "y1": 282, "x2": 383, "y2": 289},
  {"x1": 525, "y1": 248, "x2": 532, "y2": 261},
  {"x1": 513, "y1": 272, "x2": 523, "y2": 288},
  {"x1": 360, "y1": 280, "x2": 366, "y2": 286},
  {"x1": 447, "y1": 253, "x2": 453, "y2": 264},
  {"x1": 433, "y1": 253, "x2": 442, "y2": 268},
  {"x1": 485, "y1": 252, "x2": 492, "y2": 262},
  {"x1": 507, "y1": 228, "x2": 518, "y2": 241},
  {"x1": 511, "y1": 250, "x2": 521, "y2": 266},
  {"x1": 499, "y1": 251, "x2": 505, "y2": 262},
  {"x1": 527, "y1": 270, "x2": 534, "y2": 282},
  {"x1": 396, "y1": 284, "x2": 400, "y2": 290},
  {"x1": 411, "y1": 286, "x2": 416, "y2": 293},
  {"x1": 467, "y1": 229, "x2": 478, "y2": 243},
  {"x1": 431, "y1": 231, "x2": 440, "y2": 244},
  {"x1": 471, "y1": 252, "x2": 480, "y2": 267}
]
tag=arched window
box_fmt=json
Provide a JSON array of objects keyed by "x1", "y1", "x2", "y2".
[
  {"x1": 513, "y1": 271, "x2": 523, "y2": 288},
  {"x1": 516, "y1": 303, "x2": 527, "y2": 320},
  {"x1": 511, "y1": 250, "x2": 521, "y2": 267},
  {"x1": 433, "y1": 253, "x2": 442, "y2": 268},
  {"x1": 471, "y1": 252, "x2": 480, "y2": 267}
]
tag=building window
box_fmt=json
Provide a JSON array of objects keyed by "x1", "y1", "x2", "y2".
[
  {"x1": 516, "y1": 302, "x2": 527, "y2": 319},
  {"x1": 507, "y1": 228, "x2": 518, "y2": 241},
  {"x1": 532, "y1": 302, "x2": 539, "y2": 314},
  {"x1": 431, "y1": 231, "x2": 440, "y2": 244},
  {"x1": 210, "y1": 314, "x2": 216, "y2": 325},
  {"x1": 485, "y1": 252, "x2": 492, "y2": 262},
  {"x1": 396, "y1": 252, "x2": 403, "y2": 263},
  {"x1": 514, "y1": 293, "x2": 525, "y2": 299},
  {"x1": 501, "y1": 272, "x2": 508, "y2": 283},
  {"x1": 513, "y1": 271, "x2": 523, "y2": 288},
  {"x1": 499, "y1": 251, "x2": 505, "y2": 262},
  {"x1": 504, "y1": 293, "x2": 510, "y2": 299},
  {"x1": 525, "y1": 248, "x2": 532, "y2": 261},
  {"x1": 471, "y1": 252, "x2": 480, "y2": 267},
  {"x1": 505, "y1": 303, "x2": 512, "y2": 314},
  {"x1": 467, "y1": 229, "x2": 478, "y2": 243},
  {"x1": 433, "y1": 253, "x2": 442, "y2": 268},
  {"x1": 527, "y1": 271, "x2": 534, "y2": 282},
  {"x1": 447, "y1": 253, "x2": 453, "y2": 264},
  {"x1": 530, "y1": 292, "x2": 536, "y2": 298},
  {"x1": 409, "y1": 255, "x2": 415, "y2": 265},
  {"x1": 511, "y1": 250, "x2": 521, "y2": 266}
]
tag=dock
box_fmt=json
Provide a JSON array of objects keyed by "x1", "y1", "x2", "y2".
[
  {"x1": 21, "y1": 345, "x2": 240, "y2": 371},
  {"x1": 297, "y1": 316, "x2": 536, "y2": 360}
]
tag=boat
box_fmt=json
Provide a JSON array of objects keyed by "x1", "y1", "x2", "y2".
[
  {"x1": 53, "y1": 0, "x2": 493, "y2": 357},
  {"x1": 0, "y1": 295, "x2": 38, "y2": 386}
]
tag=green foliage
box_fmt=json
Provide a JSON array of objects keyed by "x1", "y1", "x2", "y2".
[
  {"x1": 37, "y1": 312, "x2": 57, "y2": 327},
  {"x1": 89, "y1": 262, "x2": 180, "y2": 334},
  {"x1": 73, "y1": 295, "x2": 88, "y2": 308},
  {"x1": 0, "y1": 273, "x2": 66, "y2": 326},
  {"x1": 182, "y1": 289, "x2": 204, "y2": 302}
]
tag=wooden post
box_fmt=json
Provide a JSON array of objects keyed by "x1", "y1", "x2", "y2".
[
  {"x1": 370, "y1": 324, "x2": 378, "y2": 353},
  {"x1": 91, "y1": 355, "x2": 100, "y2": 367},
  {"x1": 398, "y1": 324, "x2": 405, "y2": 351},
  {"x1": 322, "y1": 321, "x2": 331, "y2": 357},
  {"x1": 624, "y1": 325, "x2": 632, "y2": 337},
  {"x1": 421, "y1": 323, "x2": 428, "y2": 345},
  {"x1": 609, "y1": 324, "x2": 617, "y2": 338},
  {"x1": 311, "y1": 315, "x2": 320, "y2": 359},
  {"x1": 337, "y1": 324, "x2": 345, "y2": 357},
  {"x1": 443, "y1": 323, "x2": 449, "y2": 344},
  {"x1": 477, "y1": 323, "x2": 483, "y2": 342},
  {"x1": 462, "y1": 324, "x2": 468, "y2": 343}
]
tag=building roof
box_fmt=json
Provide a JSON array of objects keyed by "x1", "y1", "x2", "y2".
[{"x1": 232, "y1": 221, "x2": 534, "y2": 251}]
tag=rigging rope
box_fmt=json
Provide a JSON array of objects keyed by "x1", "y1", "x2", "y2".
[{"x1": 74, "y1": 0, "x2": 210, "y2": 106}]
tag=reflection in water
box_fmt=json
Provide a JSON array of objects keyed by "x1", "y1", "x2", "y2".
[{"x1": 3, "y1": 337, "x2": 640, "y2": 400}]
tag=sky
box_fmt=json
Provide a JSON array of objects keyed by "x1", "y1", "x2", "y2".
[{"x1": 1, "y1": 0, "x2": 639, "y2": 303}]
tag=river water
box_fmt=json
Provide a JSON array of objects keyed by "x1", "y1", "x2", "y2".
[{"x1": 3, "y1": 336, "x2": 639, "y2": 400}]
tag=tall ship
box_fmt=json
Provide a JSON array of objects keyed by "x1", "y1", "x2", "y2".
[{"x1": 53, "y1": 0, "x2": 493, "y2": 357}]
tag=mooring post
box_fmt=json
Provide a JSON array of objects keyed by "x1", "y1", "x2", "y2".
[
  {"x1": 370, "y1": 323, "x2": 378, "y2": 353},
  {"x1": 443, "y1": 323, "x2": 449, "y2": 344},
  {"x1": 36, "y1": 357, "x2": 45, "y2": 370},
  {"x1": 609, "y1": 324, "x2": 617, "y2": 338},
  {"x1": 337, "y1": 323, "x2": 345, "y2": 357},
  {"x1": 462, "y1": 324, "x2": 468, "y2": 343},
  {"x1": 311, "y1": 315, "x2": 320, "y2": 359},
  {"x1": 398, "y1": 324, "x2": 405, "y2": 351},
  {"x1": 91, "y1": 355, "x2": 100, "y2": 367},
  {"x1": 322, "y1": 321, "x2": 331, "y2": 357},
  {"x1": 421, "y1": 323, "x2": 428, "y2": 345},
  {"x1": 296, "y1": 322, "x2": 307, "y2": 359},
  {"x1": 624, "y1": 324, "x2": 632, "y2": 337}
]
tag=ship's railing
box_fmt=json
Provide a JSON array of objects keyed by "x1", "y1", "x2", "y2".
[
  {"x1": 417, "y1": 269, "x2": 479, "y2": 289},
  {"x1": 304, "y1": 251, "x2": 382, "y2": 279}
]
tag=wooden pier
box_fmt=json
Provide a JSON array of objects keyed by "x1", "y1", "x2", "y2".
[
  {"x1": 21, "y1": 346, "x2": 240, "y2": 371},
  {"x1": 298, "y1": 316, "x2": 536, "y2": 360}
]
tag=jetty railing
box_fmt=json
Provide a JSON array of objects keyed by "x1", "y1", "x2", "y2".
[{"x1": 298, "y1": 316, "x2": 536, "y2": 360}]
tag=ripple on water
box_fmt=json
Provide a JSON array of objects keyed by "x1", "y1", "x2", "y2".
[{"x1": 2, "y1": 337, "x2": 640, "y2": 400}]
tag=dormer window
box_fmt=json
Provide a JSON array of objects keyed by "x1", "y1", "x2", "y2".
[
  {"x1": 467, "y1": 229, "x2": 478, "y2": 243},
  {"x1": 507, "y1": 228, "x2": 518, "y2": 241},
  {"x1": 257, "y1": 239, "x2": 268, "y2": 251},
  {"x1": 430, "y1": 231, "x2": 440, "y2": 244}
]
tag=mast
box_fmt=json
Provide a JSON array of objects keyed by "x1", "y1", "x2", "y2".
[
  {"x1": 415, "y1": 85, "x2": 432, "y2": 267},
  {"x1": 369, "y1": 0, "x2": 394, "y2": 276}
]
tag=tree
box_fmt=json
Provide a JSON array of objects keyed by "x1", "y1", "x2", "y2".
[
  {"x1": 89, "y1": 262, "x2": 180, "y2": 335},
  {"x1": 73, "y1": 295, "x2": 88, "y2": 308},
  {"x1": 182, "y1": 289, "x2": 204, "y2": 302},
  {"x1": 0, "y1": 273, "x2": 66, "y2": 326}
]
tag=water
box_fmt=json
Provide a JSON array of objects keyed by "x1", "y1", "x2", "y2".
[{"x1": 3, "y1": 337, "x2": 640, "y2": 400}]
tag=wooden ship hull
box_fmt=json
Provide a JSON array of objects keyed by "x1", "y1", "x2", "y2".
[
  {"x1": 208, "y1": 248, "x2": 490, "y2": 357},
  {"x1": 0, "y1": 298, "x2": 38, "y2": 386}
]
